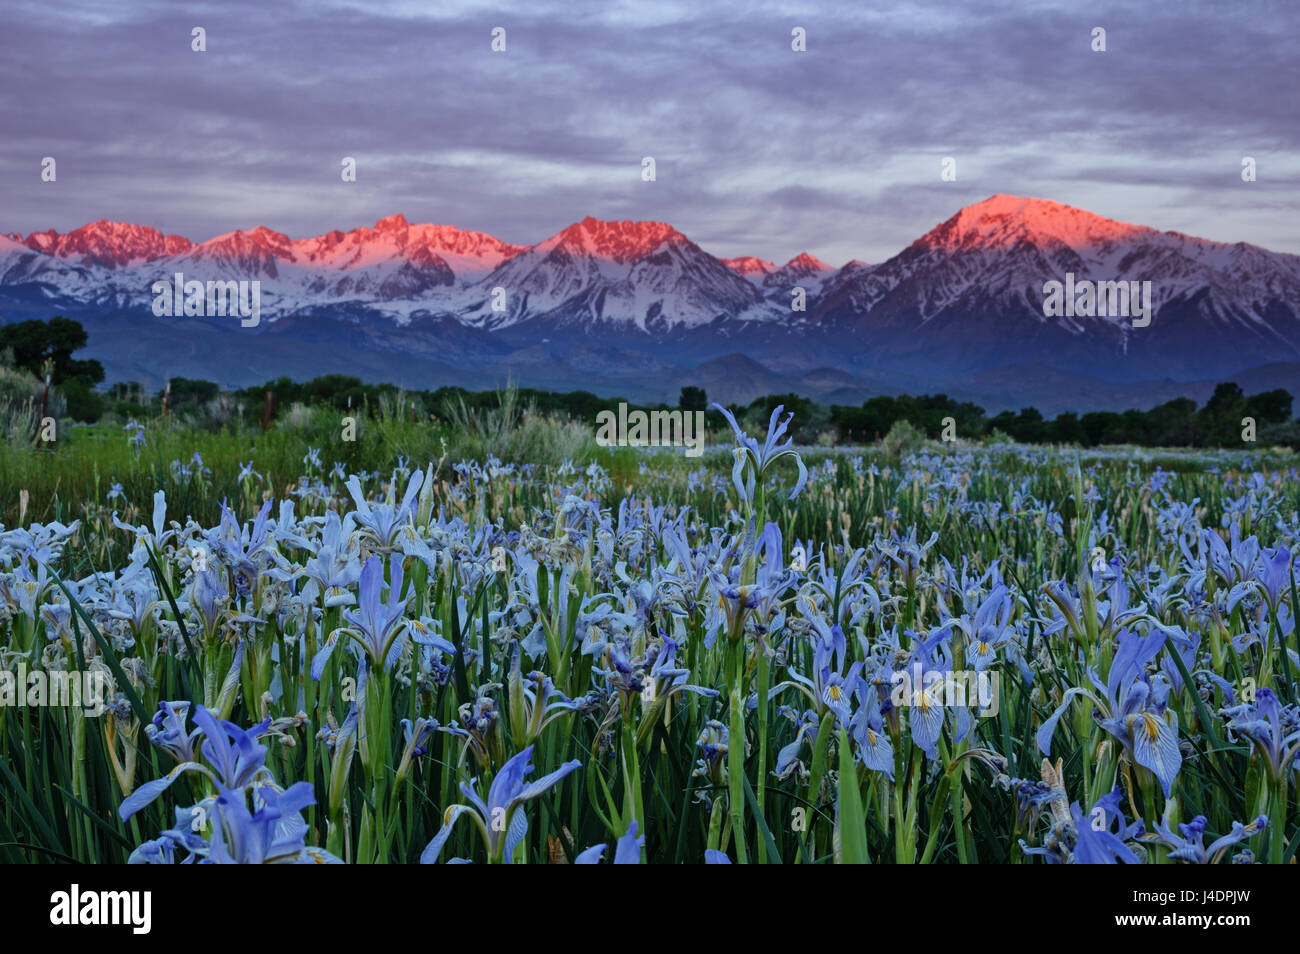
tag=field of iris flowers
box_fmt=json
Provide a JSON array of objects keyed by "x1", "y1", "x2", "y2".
[{"x1": 2, "y1": 406, "x2": 1298, "y2": 864}]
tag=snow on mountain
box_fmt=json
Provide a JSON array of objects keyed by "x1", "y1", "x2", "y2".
[
  {"x1": 3, "y1": 216, "x2": 532, "y2": 319},
  {"x1": 920, "y1": 193, "x2": 1150, "y2": 253},
  {"x1": 722, "y1": 256, "x2": 777, "y2": 280},
  {"x1": 0, "y1": 232, "x2": 106, "y2": 297},
  {"x1": 288, "y1": 215, "x2": 524, "y2": 282},
  {"x1": 725, "y1": 253, "x2": 837, "y2": 307},
  {"x1": 5, "y1": 196, "x2": 1300, "y2": 383},
  {"x1": 815, "y1": 194, "x2": 1300, "y2": 333},
  {"x1": 762, "y1": 252, "x2": 834, "y2": 296},
  {"x1": 1, "y1": 213, "x2": 791, "y2": 329},
  {"x1": 456, "y1": 217, "x2": 772, "y2": 332},
  {"x1": 810, "y1": 194, "x2": 1300, "y2": 376},
  {"x1": 817, "y1": 259, "x2": 874, "y2": 302},
  {"x1": 20, "y1": 220, "x2": 193, "y2": 269}
]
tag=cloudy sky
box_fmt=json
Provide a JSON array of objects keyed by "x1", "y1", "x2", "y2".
[{"x1": 2, "y1": 0, "x2": 1296, "y2": 266}]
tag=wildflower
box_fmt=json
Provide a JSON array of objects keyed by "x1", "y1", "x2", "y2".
[
  {"x1": 112, "y1": 489, "x2": 178, "y2": 555},
  {"x1": 848, "y1": 691, "x2": 895, "y2": 779},
  {"x1": 394, "y1": 716, "x2": 439, "y2": 784},
  {"x1": 346, "y1": 469, "x2": 423, "y2": 551},
  {"x1": 420, "y1": 745, "x2": 581, "y2": 864},
  {"x1": 779, "y1": 619, "x2": 860, "y2": 727},
  {"x1": 1219, "y1": 688, "x2": 1300, "y2": 781},
  {"x1": 119, "y1": 704, "x2": 274, "y2": 821},
  {"x1": 505, "y1": 647, "x2": 588, "y2": 748},
  {"x1": 693, "y1": 720, "x2": 729, "y2": 795},
  {"x1": 1037, "y1": 629, "x2": 1182, "y2": 797},
  {"x1": 574, "y1": 821, "x2": 644, "y2": 864},
  {"x1": 711, "y1": 403, "x2": 808, "y2": 503},
  {"x1": 124, "y1": 419, "x2": 146, "y2": 454},
  {"x1": 1139, "y1": 813, "x2": 1268, "y2": 864},
  {"x1": 310, "y1": 554, "x2": 412, "y2": 677}
]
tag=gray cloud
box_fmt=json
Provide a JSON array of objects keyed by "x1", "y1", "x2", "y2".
[{"x1": 1, "y1": 0, "x2": 1296, "y2": 266}]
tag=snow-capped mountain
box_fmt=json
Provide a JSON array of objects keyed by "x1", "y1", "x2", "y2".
[
  {"x1": 726, "y1": 252, "x2": 835, "y2": 300},
  {"x1": 4, "y1": 194, "x2": 1300, "y2": 388},
  {"x1": 766, "y1": 252, "x2": 833, "y2": 289},
  {"x1": 1, "y1": 214, "x2": 778, "y2": 331},
  {"x1": 20, "y1": 220, "x2": 193, "y2": 268},
  {"x1": 456, "y1": 217, "x2": 770, "y2": 333},
  {"x1": 1, "y1": 214, "x2": 529, "y2": 320},
  {"x1": 817, "y1": 259, "x2": 874, "y2": 302},
  {"x1": 811, "y1": 194, "x2": 1300, "y2": 378},
  {"x1": 721, "y1": 256, "x2": 776, "y2": 278}
]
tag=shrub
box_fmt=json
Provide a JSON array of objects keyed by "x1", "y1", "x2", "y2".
[
  {"x1": 0, "y1": 366, "x2": 64, "y2": 443},
  {"x1": 880, "y1": 419, "x2": 927, "y2": 459},
  {"x1": 60, "y1": 377, "x2": 105, "y2": 423}
]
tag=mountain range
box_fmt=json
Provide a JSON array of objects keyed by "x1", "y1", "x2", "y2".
[{"x1": 4, "y1": 194, "x2": 1300, "y2": 414}]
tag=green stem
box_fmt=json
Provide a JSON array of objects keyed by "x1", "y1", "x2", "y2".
[
  {"x1": 755, "y1": 645, "x2": 771, "y2": 864},
  {"x1": 726, "y1": 639, "x2": 748, "y2": 863}
]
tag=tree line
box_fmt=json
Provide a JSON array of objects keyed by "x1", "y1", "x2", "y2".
[{"x1": 3, "y1": 318, "x2": 1296, "y2": 448}]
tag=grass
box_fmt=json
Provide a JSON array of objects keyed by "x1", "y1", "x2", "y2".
[{"x1": 3, "y1": 413, "x2": 1299, "y2": 865}]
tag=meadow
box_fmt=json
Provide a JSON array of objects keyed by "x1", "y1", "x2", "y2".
[{"x1": 1, "y1": 401, "x2": 1298, "y2": 864}]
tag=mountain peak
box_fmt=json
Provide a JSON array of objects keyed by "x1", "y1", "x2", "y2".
[
  {"x1": 19, "y1": 219, "x2": 193, "y2": 267},
  {"x1": 551, "y1": 217, "x2": 687, "y2": 262},
  {"x1": 722, "y1": 256, "x2": 776, "y2": 275},
  {"x1": 922, "y1": 194, "x2": 1152, "y2": 252},
  {"x1": 781, "y1": 252, "x2": 832, "y2": 272},
  {"x1": 375, "y1": 213, "x2": 409, "y2": 232}
]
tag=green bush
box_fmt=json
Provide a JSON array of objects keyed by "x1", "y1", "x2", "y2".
[
  {"x1": 0, "y1": 366, "x2": 64, "y2": 443},
  {"x1": 60, "y1": 377, "x2": 105, "y2": 423},
  {"x1": 880, "y1": 419, "x2": 927, "y2": 459}
]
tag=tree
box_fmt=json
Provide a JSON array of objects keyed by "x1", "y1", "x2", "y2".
[
  {"x1": 303, "y1": 374, "x2": 366, "y2": 410},
  {"x1": 1012, "y1": 407, "x2": 1046, "y2": 443},
  {"x1": 679, "y1": 386, "x2": 707, "y2": 412},
  {"x1": 744, "y1": 393, "x2": 825, "y2": 443},
  {"x1": 61, "y1": 377, "x2": 105, "y2": 422},
  {"x1": 988, "y1": 410, "x2": 1018, "y2": 438},
  {"x1": 164, "y1": 377, "x2": 220, "y2": 406},
  {"x1": 1245, "y1": 388, "x2": 1292, "y2": 427},
  {"x1": 0, "y1": 316, "x2": 104, "y2": 385},
  {"x1": 861, "y1": 395, "x2": 900, "y2": 441},
  {"x1": 1049, "y1": 411, "x2": 1086, "y2": 445},
  {"x1": 1146, "y1": 397, "x2": 1202, "y2": 447},
  {"x1": 1081, "y1": 411, "x2": 1123, "y2": 445},
  {"x1": 1199, "y1": 382, "x2": 1248, "y2": 446}
]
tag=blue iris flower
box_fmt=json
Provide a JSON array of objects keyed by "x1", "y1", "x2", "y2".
[
  {"x1": 131, "y1": 784, "x2": 340, "y2": 864},
  {"x1": 120, "y1": 703, "x2": 273, "y2": 822},
  {"x1": 346, "y1": 468, "x2": 423, "y2": 550},
  {"x1": 1037, "y1": 629, "x2": 1182, "y2": 797},
  {"x1": 207, "y1": 781, "x2": 339, "y2": 864},
  {"x1": 1220, "y1": 688, "x2": 1300, "y2": 782},
  {"x1": 124, "y1": 703, "x2": 339, "y2": 864},
  {"x1": 711, "y1": 402, "x2": 808, "y2": 503},
  {"x1": 420, "y1": 745, "x2": 581, "y2": 864},
  {"x1": 311, "y1": 553, "x2": 414, "y2": 677},
  {"x1": 574, "y1": 821, "x2": 645, "y2": 864},
  {"x1": 1140, "y1": 813, "x2": 1268, "y2": 864},
  {"x1": 782, "y1": 621, "x2": 861, "y2": 727},
  {"x1": 1070, "y1": 801, "x2": 1141, "y2": 864}
]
